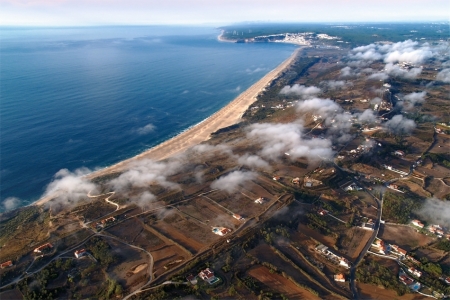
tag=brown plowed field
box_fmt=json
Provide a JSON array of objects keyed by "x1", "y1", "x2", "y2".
[
  {"x1": 378, "y1": 224, "x2": 435, "y2": 251},
  {"x1": 358, "y1": 283, "x2": 429, "y2": 300},
  {"x1": 248, "y1": 265, "x2": 321, "y2": 300}
]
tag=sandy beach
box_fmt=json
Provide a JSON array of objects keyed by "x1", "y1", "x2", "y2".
[{"x1": 34, "y1": 47, "x2": 300, "y2": 206}]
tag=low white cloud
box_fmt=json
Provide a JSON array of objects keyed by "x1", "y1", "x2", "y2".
[
  {"x1": 247, "y1": 122, "x2": 334, "y2": 161},
  {"x1": 211, "y1": 170, "x2": 256, "y2": 193},
  {"x1": 357, "y1": 109, "x2": 377, "y2": 124},
  {"x1": 137, "y1": 123, "x2": 156, "y2": 135},
  {"x1": 280, "y1": 84, "x2": 321, "y2": 98},
  {"x1": 370, "y1": 97, "x2": 382, "y2": 105},
  {"x1": 368, "y1": 72, "x2": 389, "y2": 81},
  {"x1": 44, "y1": 168, "x2": 98, "y2": 206},
  {"x1": 384, "y1": 63, "x2": 422, "y2": 79},
  {"x1": 2, "y1": 197, "x2": 21, "y2": 211},
  {"x1": 350, "y1": 40, "x2": 435, "y2": 65},
  {"x1": 436, "y1": 68, "x2": 450, "y2": 83},
  {"x1": 246, "y1": 67, "x2": 266, "y2": 74},
  {"x1": 383, "y1": 114, "x2": 416, "y2": 134},
  {"x1": 415, "y1": 197, "x2": 450, "y2": 227},
  {"x1": 401, "y1": 91, "x2": 426, "y2": 109},
  {"x1": 296, "y1": 97, "x2": 341, "y2": 118},
  {"x1": 237, "y1": 153, "x2": 271, "y2": 170},
  {"x1": 340, "y1": 66, "x2": 355, "y2": 78},
  {"x1": 109, "y1": 159, "x2": 181, "y2": 192},
  {"x1": 322, "y1": 80, "x2": 351, "y2": 90}
]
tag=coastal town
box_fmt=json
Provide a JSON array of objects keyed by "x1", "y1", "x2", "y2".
[{"x1": 0, "y1": 23, "x2": 449, "y2": 300}]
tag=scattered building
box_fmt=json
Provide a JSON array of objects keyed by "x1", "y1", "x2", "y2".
[
  {"x1": 212, "y1": 227, "x2": 231, "y2": 236},
  {"x1": 339, "y1": 258, "x2": 351, "y2": 268},
  {"x1": 199, "y1": 268, "x2": 218, "y2": 284},
  {"x1": 344, "y1": 183, "x2": 362, "y2": 192},
  {"x1": 334, "y1": 273, "x2": 346, "y2": 282},
  {"x1": 0, "y1": 261, "x2": 13, "y2": 269},
  {"x1": 101, "y1": 216, "x2": 116, "y2": 225},
  {"x1": 316, "y1": 244, "x2": 350, "y2": 269},
  {"x1": 74, "y1": 249, "x2": 87, "y2": 259},
  {"x1": 318, "y1": 209, "x2": 328, "y2": 216},
  {"x1": 391, "y1": 245, "x2": 407, "y2": 257},
  {"x1": 399, "y1": 274, "x2": 414, "y2": 286},
  {"x1": 387, "y1": 184, "x2": 404, "y2": 193},
  {"x1": 373, "y1": 239, "x2": 387, "y2": 254},
  {"x1": 34, "y1": 243, "x2": 53, "y2": 253},
  {"x1": 233, "y1": 214, "x2": 244, "y2": 221},
  {"x1": 382, "y1": 164, "x2": 408, "y2": 176},
  {"x1": 408, "y1": 267, "x2": 422, "y2": 278},
  {"x1": 254, "y1": 197, "x2": 265, "y2": 204},
  {"x1": 394, "y1": 150, "x2": 405, "y2": 157},
  {"x1": 186, "y1": 274, "x2": 198, "y2": 285},
  {"x1": 361, "y1": 220, "x2": 374, "y2": 231},
  {"x1": 411, "y1": 219, "x2": 424, "y2": 229}
]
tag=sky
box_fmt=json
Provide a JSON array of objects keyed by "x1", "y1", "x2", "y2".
[{"x1": 0, "y1": 0, "x2": 448, "y2": 26}]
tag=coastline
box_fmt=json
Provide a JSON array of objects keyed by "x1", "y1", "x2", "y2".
[
  {"x1": 217, "y1": 29, "x2": 236, "y2": 43},
  {"x1": 34, "y1": 46, "x2": 301, "y2": 207}
]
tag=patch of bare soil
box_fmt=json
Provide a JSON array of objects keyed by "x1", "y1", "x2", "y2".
[
  {"x1": 426, "y1": 178, "x2": 450, "y2": 199},
  {"x1": 248, "y1": 265, "x2": 321, "y2": 300},
  {"x1": 339, "y1": 227, "x2": 373, "y2": 260},
  {"x1": 378, "y1": 224, "x2": 435, "y2": 251},
  {"x1": 415, "y1": 247, "x2": 447, "y2": 263},
  {"x1": 297, "y1": 223, "x2": 337, "y2": 248},
  {"x1": 358, "y1": 283, "x2": 428, "y2": 300}
]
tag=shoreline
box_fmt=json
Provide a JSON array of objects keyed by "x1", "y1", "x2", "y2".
[
  {"x1": 33, "y1": 46, "x2": 301, "y2": 207},
  {"x1": 217, "y1": 29, "x2": 236, "y2": 43}
]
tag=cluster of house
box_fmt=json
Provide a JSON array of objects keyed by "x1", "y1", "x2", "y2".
[
  {"x1": 315, "y1": 244, "x2": 350, "y2": 269},
  {"x1": 270, "y1": 101, "x2": 296, "y2": 110},
  {"x1": 211, "y1": 227, "x2": 232, "y2": 236},
  {"x1": 93, "y1": 216, "x2": 116, "y2": 229},
  {"x1": 347, "y1": 142, "x2": 374, "y2": 156},
  {"x1": 252, "y1": 32, "x2": 314, "y2": 46},
  {"x1": 412, "y1": 220, "x2": 450, "y2": 239},
  {"x1": 372, "y1": 238, "x2": 409, "y2": 258},
  {"x1": 186, "y1": 268, "x2": 220, "y2": 285}
]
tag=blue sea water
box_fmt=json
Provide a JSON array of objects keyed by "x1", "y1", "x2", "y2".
[{"x1": 0, "y1": 26, "x2": 296, "y2": 209}]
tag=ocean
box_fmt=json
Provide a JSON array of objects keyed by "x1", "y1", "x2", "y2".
[{"x1": 0, "y1": 26, "x2": 296, "y2": 209}]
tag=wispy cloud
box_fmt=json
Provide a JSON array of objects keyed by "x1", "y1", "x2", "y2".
[{"x1": 137, "y1": 123, "x2": 156, "y2": 135}]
